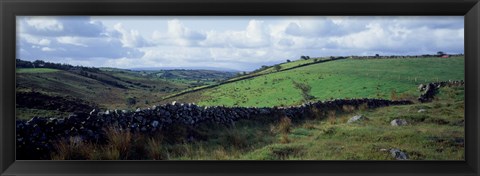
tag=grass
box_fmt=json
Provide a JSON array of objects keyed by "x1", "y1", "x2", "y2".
[
  {"x1": 16, "y1": 67, "x2": 189, "y2": 110},
  {"x1": 240, "y1": 86, "x2": 464, "y2": 160},
  {"x1": 49, "y1": 85, "x2": 464, "y2": 160},
  {"x1": 16, "y1": 108, "x2": 70, "y2": 120},
  {"x1": 16, "y1": 68, "x2": 60, "y2": 73},
  {"x1": 169, "y1": 57, "x2": 463, "y2": 107}
]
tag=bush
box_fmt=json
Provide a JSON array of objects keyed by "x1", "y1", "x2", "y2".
[
  {"x1": 292, "y1": 81, "x2": 316, "y2": 103},
  {"x1": 126, "y1": 97, "x2": 137, "y2": 106},
  {"x1": 274, "y1": 65, "x2": 282, "y2": 72}
]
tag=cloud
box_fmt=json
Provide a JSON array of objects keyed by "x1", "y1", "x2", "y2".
[
  {"x1": 152, "y1": 19, "x2": 207, "y2": 46},
  {"x1": 113, "y1": 23, "x2": 152, "y2": 48},
  {"x1": 56, "y1": 36, "x2": 88, "y2": 47},
  {"x1": 18, "y1": 16, "x2": 144, "y2": 62},
  {"x1": 22, "y1": 34, "x2": 51, "y2": 46},
  {"x1": 25, "y1": 17, "x2": 64, "y2": 32},
  {"x1": 21, "y1": 16, "x2": 106, "y2": 37},
  {"x1": 200, "y1": 19, "x2": 271, "y2": 48},
  {"x1": 17, "y1": 16, "x2": 464, "y2": 70}
]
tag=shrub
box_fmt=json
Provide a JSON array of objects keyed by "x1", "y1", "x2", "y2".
[
  {"x1": 292, "y1": 81, "x2": 316, "y2": 103},
  {"x1": 126, "y1": 97, "x2": 137, "y2": 106},
  {"x1": 274, "y1": 65, "x2": 282, "y2": 72}
]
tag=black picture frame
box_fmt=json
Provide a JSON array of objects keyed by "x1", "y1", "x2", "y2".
[{"x1": 1, "y1": 0, "x2": 479, "y2": 175}]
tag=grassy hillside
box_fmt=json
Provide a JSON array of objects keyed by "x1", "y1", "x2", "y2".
[
  {"x1": 16, "y1": 65, "x2": 238, "y2": 120},
  {"x1": 51, "y1": 86, "x2": 464, "y2": 160},
  {"x1": 16, "y1": 69, "x2": 180, "y2": 110},
  {"x1": 165, "y1": 57, "x2": 464, "y2": 107},
  {"x1": 177, "y1": 86, "x2": 463, "y2": 160}
]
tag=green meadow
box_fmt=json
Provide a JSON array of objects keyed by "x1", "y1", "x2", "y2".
[
  {"x1": 16, "y1": 68, "x2": 60, "y2": 73},
  {"x1": 168, "y1": 57, "x2": 464, "y2": 107}
]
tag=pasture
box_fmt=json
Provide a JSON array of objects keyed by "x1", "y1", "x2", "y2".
[{"x1": 170, "y1": 57, "x2": 464, "y2": 107}]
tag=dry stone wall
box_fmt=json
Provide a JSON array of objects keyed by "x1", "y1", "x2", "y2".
[
  {"x1": 418, "y1": 80, "x2": 464, "y2": 102},
  {"x1": 16, "y1": 98, "x2": 412, "y2": 159}
]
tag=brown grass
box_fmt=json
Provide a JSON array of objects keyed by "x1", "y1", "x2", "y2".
[
  {"x1": 358, "y1": 103, "x2": 369, "y2": 111},
  {"x1": 342, "y1": 105, "x2": 356, "y2": 113},
  {"x1": 278, "y1": 117, "x2": 292, "y2": 134},
  {"x1": 147, "y1": 137, "x2": 166, "y2": 160},
  {"x1": 51, "y1": 137, "x2": 94, "y2": 160},
  {"x1": 105, "y1": 127, "x2": 132, "y2": 159},
  {"x1": 327, "y1": 110, "x2": 337, "y2": 125}
]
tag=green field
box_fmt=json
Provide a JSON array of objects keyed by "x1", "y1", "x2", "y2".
[
  {"x1": 17, "y1": 57, "x2": 464, "y2": 160},
  {"x1": 166, "y1": 57, "x2": 464, "y2": 107},
  {"x1": 16, "y1": 68, "x2": 60, "y2": 73}
]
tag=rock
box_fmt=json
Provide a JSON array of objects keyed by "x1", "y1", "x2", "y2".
[
  {"x1": 134, "y1": 116, "x2": 143, "y2": 122},
  {"x1": 418, "y1": 109, "x2": 426, "y2": 113},
  {"x1": 390, "y1": 148, "x2": 408, "y2": 160},
  {"x1": 418, "y1": 84, "x2": 425, "y2": 91},
  {"x1": 151, "y1": 120, "x2": 159, "y2": 128},
  {"x1": 171, "y1": 101, "x2": 177, "y2": 105},
  {"x1": 135, "y1": 108, "x2": 141, "y2": 113},
  {"x1": 347, "y1": 115, "x2": 369, "y2": 123},
  {"x1": 390, "y1": 119, "x2": 408, "y2": 126},
  {"x1": 89, "y1": 109, "x2": 96, "y2": 115},
  {"x1": 105, "y1": 110, "x2": 110, "y2": 115}
]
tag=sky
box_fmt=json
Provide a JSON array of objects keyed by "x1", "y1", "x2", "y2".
[{"x1": 16, "y1": 16, "x2": 464, "y2": 71}]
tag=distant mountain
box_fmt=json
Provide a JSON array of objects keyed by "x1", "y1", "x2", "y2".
[{"x1": 129, "y1": 66, "x2": 241, "y2": 73}]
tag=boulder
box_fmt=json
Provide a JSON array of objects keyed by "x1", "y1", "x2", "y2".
[
  {"x1": 418, "y1": 84, "x2": 425, "y2": 91},
  {"x1": 347, "y1": 115, "x2": 369, "y2": 123},
  {"x1": 418, "y1": 109, "x2": 426, "y2": 113},
  {"x1": 390, "y1": 119, "x2": 408, "y2": 126},
  {"x1": 390, "y1": 148, "x2": 408, "y2": 160},
  {"x1": 151, "y1": 120, "x2": 159, "y2": 128}
]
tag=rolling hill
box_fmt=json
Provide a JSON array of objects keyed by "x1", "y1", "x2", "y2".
[
  {"x1": 16, "y1": 62, "x2": 237, "y2": 119},
  {"x1": 162, "y1": 56, "x2": 464, "y2": 107}
]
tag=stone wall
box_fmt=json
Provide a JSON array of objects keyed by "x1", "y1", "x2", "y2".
[
  {"x1": 16, "y1": 98, "x2": 412, "y2": 159},
  {"x1": 417, "y1": 80, "x2": 465, "y2": 102}
]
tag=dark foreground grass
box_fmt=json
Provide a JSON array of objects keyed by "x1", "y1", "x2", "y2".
[{"x1": 51, "y1": 86, "x2": 464, "y2": 160}]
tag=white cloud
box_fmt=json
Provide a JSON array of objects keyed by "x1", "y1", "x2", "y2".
[
  {"x1": 17, "y1": 16, "x2": 464, "y2": 71},
  {"x1": 56, "y1": 36, "x2": 88, "y2": 47},
  {"x1": 152, "y1": 19, "x2": 206, "y2": 46},
  {"x1": 22, "y1": 34, "x2": 51, "y2": 46},
  {"x1": 114, "y1": 23, "x2": 151, "y2": 48},
  {"x1": 41, "y1": 47, "x2": 55, "y2": 52},
  {"x1": 25, "y1": 17, "x2": 64, "y2": 31},
  {"x1": 200, "y1": 19, "x2": 270, "y2": 48}
]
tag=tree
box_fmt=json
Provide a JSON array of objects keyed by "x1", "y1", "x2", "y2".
[
  {"x1": 274, "y1": 65, "x2": 282, "y2": 72},
  {"x1": 300, "y1": 56, "x2": 308, "y2": 60},
  {"x1": 292, "y1": 81, "x2": 316, "y2": 103},
  {"x1": 437, "y1": 51, "x2": 445, "y2": 56},
  {"x1": 286, "y1": 59, "x2": 291, "y2": 63}
]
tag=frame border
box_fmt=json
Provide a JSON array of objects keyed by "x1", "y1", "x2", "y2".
[{"x1": 1, "y1": 0, "x2": 479, "y2": 175}]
